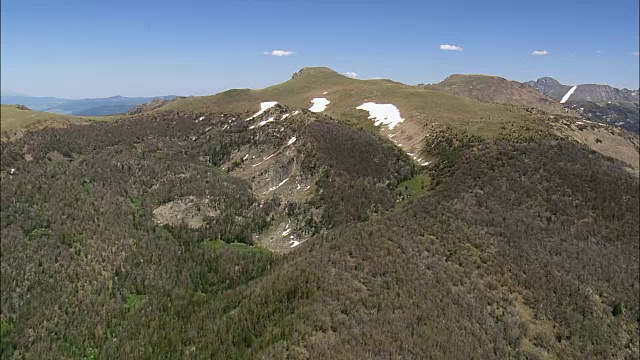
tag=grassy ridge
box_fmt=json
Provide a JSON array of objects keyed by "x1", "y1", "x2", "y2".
[
  {"x1": 163, "y1": 67, "x2": 551, "y2": 138},
  {"x1": 0, "y1": 104, "x2": 125, "y2": 135}
]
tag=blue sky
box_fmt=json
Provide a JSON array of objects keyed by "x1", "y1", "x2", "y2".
[{"x1": 2, "y1": 0, "x2": 638, "y2": 98}]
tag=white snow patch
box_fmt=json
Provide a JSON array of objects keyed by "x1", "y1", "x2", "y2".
[
  {"x1": 250, "y1": 117, "x2": 275, "y2": 129},
  {"x1": 292, "y1": 110, "x2": 301, "y2": 116},
  {"x1": 196, "y1": 116, "x2": 205, "y2": 122},
  {"x1": 269, "y1": 178, "x2": 289, "y2": 192},
  {"x1": 252, "y1": 154, "x2": 275, "y2": 167},
  {"x1": 287, "y1": 137, "x2": 297, "y2": 146},
  {"x1": 281, "y1": 113, "x2": 290, "y2": 120},
  {"x1": 246, "y1": 101, "x2": 278, "y2": 121},
  {"x1": 290, "y1": 240, "x2": 301, "y2": 247},
  {"x1": 309, "y1": 98, "x2": 330, "y2": 112},
  {"x1": 560, "y1": 86, "x2": 577, "y2": 104},
  {"x1": 282, "y1": 228, "x2": 292, "y2": 236},
  {"x1": 322, "y1": 91, "x2": 328, "y2": 95},
  {"x1": 356, "y1": 102, "x2": 404, "y2": 129},
  {"x1": 421, "y1": 161, "x2": 431, "y2": 166},
  {"x1": 243, "y1": 154, "x2": 249, "y2": 160}
]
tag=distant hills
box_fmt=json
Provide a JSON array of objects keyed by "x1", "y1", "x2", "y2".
[{"x1": 0, "y1": 93, "x2": 178, "y2": 116}]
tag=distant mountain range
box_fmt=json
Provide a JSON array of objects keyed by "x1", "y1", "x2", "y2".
[
  {"x1": 525, "y1": 78, "x2": 639, "y2": 132},
  {"x1": 0, "y1": 93, "x2": 179, "y2": 116}
]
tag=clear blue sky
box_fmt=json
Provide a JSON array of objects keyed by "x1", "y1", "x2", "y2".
[{"x1": 2, "y1": 0, "x2": 638, "y2": 98}]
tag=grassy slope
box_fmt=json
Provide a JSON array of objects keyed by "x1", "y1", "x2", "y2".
[
  {"x1": 163, "y1": 67, "x2": 550, "y2": 138},
  {"x1": 1, "y1": 104, "x2": 125, "y2": 134}
]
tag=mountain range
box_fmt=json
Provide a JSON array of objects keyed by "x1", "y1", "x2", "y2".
[
  {"x1": 0, "y1": 67, "x2": 638, "y2": 359},
  {"x1": 0, "y1": 93, "x2": 179, "y2": 116},
  {"x1": 525, "y1": 78, "x2": 639, "y2": 132}
]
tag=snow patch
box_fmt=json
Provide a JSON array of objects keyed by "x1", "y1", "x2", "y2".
[
  {"x1": 560, "y1": 86, "x2": 577, "y2": 104},
  {"x1": 292, "y1": 110, "x2": 301, "y2": 116},
  {"x1": 252, "y1": 154, "x2": 275, "y2": 167},
  {"x1": 286, "y1": 137, "x2": 297, "y2": 146},
  {"x1": 290, "y1": 240, "x2": 301, "y2": 247},
  {"x1": 281, "y1": 113, "x2": 290, "y2": 120},
  {"x1": 196, "y1": 116, "x2": 205, "y2": 122},
  {"x1": 322, "y1": 91, "x2": 328, "y2": 95},
  {"x1": 356, "y1": 102, "x2": 404, "y2": 129},
  {"x1": 282, "y1": 228, "x2": 292, "y2": 236},
  {"x1": 269, "y1": 178, "x2": 289, "y2": 192},
  {"x1": 309, "y1": 98, "x2": 330, "y2": 112},
  {"x1": 246, "y1": 101, "x2": 278, "y2": 121},
  {"x1": 250, "y1": 117, "x2": 275, "y2": 129}
]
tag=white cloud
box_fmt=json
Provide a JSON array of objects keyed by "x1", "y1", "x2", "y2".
[
  {"x1": 263, "y1": 50, "x2": 296, "y2": 56},
  {"x1": 440, "y1": 44, "x2": 463, "y2": 51},
  {"x1": 345, "y1": 71, "x2": 358, "y2": 78},
  {"x1": 532, "y1": 50, "x2": 550, "y2": 56},
  {"x1": 632, "y1": 52, "x2": 640, "y2": 56}
]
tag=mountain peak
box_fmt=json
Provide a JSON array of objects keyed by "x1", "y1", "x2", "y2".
[{"x1": 291, "y1": 67, "x2": 339, "y2": 79}]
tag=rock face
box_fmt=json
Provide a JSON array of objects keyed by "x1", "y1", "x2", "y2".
[
  {"x1": 570, "y1": 84, "x2": 639, "y2": 103},
  {"x1": 426, "y1": 74, "x2": 566, "y2": 114}
]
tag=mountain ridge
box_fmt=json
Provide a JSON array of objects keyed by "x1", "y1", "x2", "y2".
[{"x1": 423, "y1": 74, "x2": 567, "y2": 114}]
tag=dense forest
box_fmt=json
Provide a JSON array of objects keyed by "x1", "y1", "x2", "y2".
[{"x1": 0, "y1": 107, "x2": 638, "y2": 359}]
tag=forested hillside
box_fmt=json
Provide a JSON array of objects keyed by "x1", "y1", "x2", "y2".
[{"x1": 1, "y1": 102, "x2": 637, "y2": 359}]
